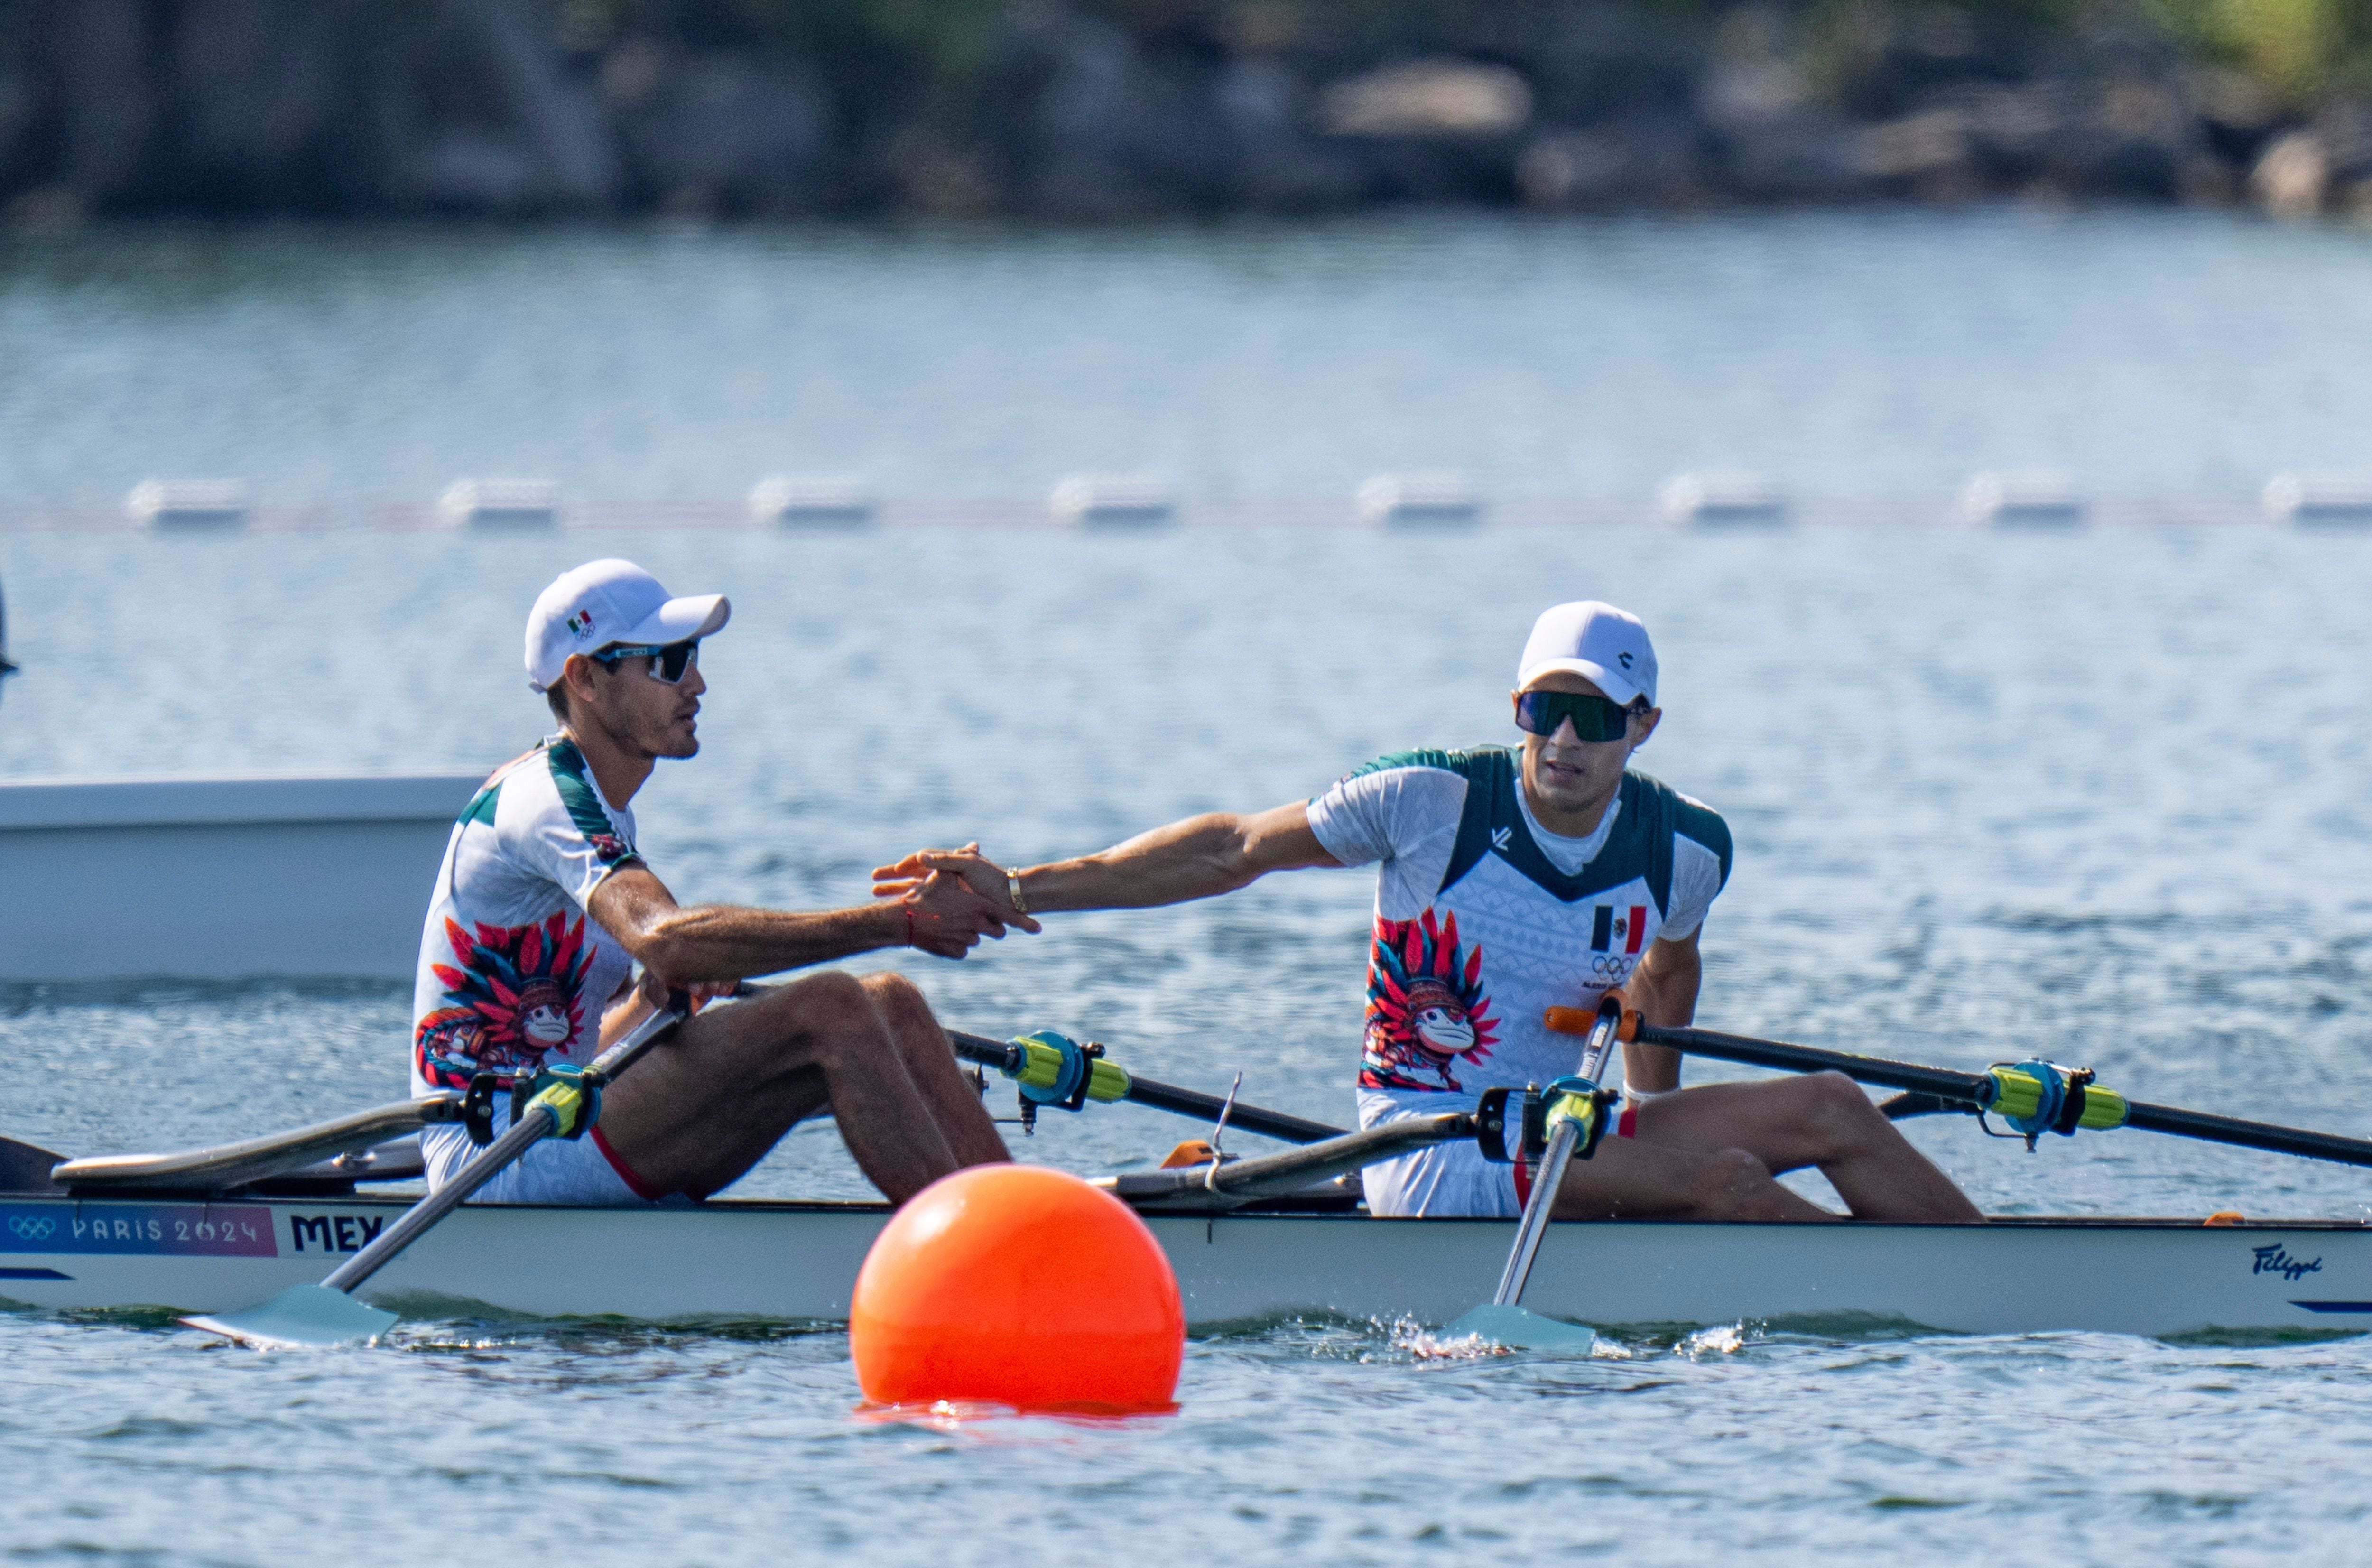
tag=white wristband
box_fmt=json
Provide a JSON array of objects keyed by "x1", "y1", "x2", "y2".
[{"x1": 1622, "y1": 1085, "x2": 1680, "y2": 1104}]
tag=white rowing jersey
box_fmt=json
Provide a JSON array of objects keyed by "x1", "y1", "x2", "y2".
[
  {"x1": 1305, "y1": 748, "x2": 1731, "y2": 1123},
  {"x1": 408, "y1": 737, "x2": 642, "y2": 1100}
]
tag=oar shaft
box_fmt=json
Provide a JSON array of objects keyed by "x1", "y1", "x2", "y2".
[
  {"x1": 319, "y1": 1103, "x2": 553, "y2": 1293},
  {"x1": 2120, "y1": 1102, "x2": 2372, "y2": 1170},
  {"x1": 583, "y1": 1001, "x2": 690, "y2": 1084},
  {"x1": 1110, "y1": 1075, "x2": 1343, "y2": 1145},
  {"x1": 1493, "y1": 1118, "x2": 1578, "y2": 1306},
  {"x1": 945, "y1": 1031, "x2": 1344, "y2": 1145},
  {"x1": 1633, "y1": 1022, "x2": 1984, "y2": 1100},
  {"x1": 1633, "y1": 1021, "x2": 2372, "y2": 1172},
  {"x1": 320, "y1": 1002, "x2": 689, "y2": 1296},
  {"x1": 1492, "y1": 1000, "x2": 1621, "y2": 1308}
]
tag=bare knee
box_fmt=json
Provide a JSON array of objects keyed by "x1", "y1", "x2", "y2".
[
  {"x1": 767, "y1": 970, "x2": 879, "y2": 1054},
  {"x1": 857, "y1": 970, "x2": 937, "y2": 1033},
  {"x1": 1685, "y1": 1147, "x2": 1783, "y2": 1219},
  {"x1": 1799, "y1": 1070, "x2": 1887, "y2": 1150},
  {"x1": 1709, "y1": 1145, "x2": 1773, "y2": 1190}
]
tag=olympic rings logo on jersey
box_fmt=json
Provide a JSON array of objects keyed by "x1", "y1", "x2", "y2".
[
  {"x1": 1589, "y1": 956, "x2": 1636, "y2": 978},
  {"x1": 8, "y1": 1215, "x2": 56, "y2": 1241}
]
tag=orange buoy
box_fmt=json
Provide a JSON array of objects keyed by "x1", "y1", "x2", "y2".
[{"x1": 851, "y1": 1162, "x2": 1184, "y2": 1413}]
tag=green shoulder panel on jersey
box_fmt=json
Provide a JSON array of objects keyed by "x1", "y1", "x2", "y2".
[
  {"x1": 545, "y1": 739, "x2": 634, "y2": 859},
  {"x1": 1335, "y1": 747, "x2": 1494, "y2": 784},
  {"x1": 456, "y1": 782, "x2": 500, "y2": 830},
  {"x1": 1311, "y1": 746, "x2": 1496, "y2": 805},
  {"x1": 1437, "y1": 758, "x2": 1726, "y2": 911},
  {"x1": 1621, "y1": 769, "x2": 1732, "y2": 902},
  {"x1": 1669, "y1": 788, "x2": 1733, "y2": 891}
]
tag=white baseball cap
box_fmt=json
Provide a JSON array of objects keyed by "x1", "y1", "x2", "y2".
[
  {"x1": 525, "y1": 559, "x2": 731, "y2": 692},
  {"x1": 1517, "y1": 601, "x2": 1658, "y2": 708}
]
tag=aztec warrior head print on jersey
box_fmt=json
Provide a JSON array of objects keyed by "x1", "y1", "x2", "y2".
[
  {"x1": 410, "y1": 738, "x2": 643, "y2": 1096},
  {"x1": 1305, "y1": 747, "x2": 1730, "y2": 1106}
]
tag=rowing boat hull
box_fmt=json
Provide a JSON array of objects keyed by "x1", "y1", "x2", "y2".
[{"x1": 5, "y1": 1193, "x2": 2368, "y2": 1337}]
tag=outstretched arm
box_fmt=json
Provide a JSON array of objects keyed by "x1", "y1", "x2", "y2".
[
  {"x1": 872, "y1": 802, "x2": 1341, "y2": 918},
  {"x1": 589, "y1": 861, "x2": 1025, "y2": 989}
]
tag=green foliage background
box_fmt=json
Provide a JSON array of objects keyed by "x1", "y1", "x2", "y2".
[
  {"x1": 5, "y1": 0, "x2": 2357, "y2": 115},
  {"x1": 552, "y1": 0, "x2": 2372, "y2": 109},
  {"x1": 2140, "y1": 0, "x2": 2372, "y2": 103}
]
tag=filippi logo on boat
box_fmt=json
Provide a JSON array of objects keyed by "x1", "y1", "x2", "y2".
[{"x1": 2252, "y1": 1243, "x2": 2323, "y2": 1281}]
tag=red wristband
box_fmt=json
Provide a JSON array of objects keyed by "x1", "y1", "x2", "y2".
[{"x1": 903, "y1": 905, "x2": 917, "y2": 949}]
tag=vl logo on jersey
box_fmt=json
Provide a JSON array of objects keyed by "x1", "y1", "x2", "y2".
[
  {"x1": 1591, "y1": 903, "x2": 1648, "y2": 956},
  {"x1": 1490, "y1": 826, "x2": 1512, "y2": 853}
]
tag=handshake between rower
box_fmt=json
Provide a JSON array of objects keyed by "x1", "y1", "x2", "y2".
[{"x1": 418, "y1": 559, "x2": 1973, "y2": 1228}]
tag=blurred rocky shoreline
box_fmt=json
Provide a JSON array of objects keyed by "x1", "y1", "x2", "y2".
[{"x1": 0, "y1": 0, "x2": 2365, "y2": 226}]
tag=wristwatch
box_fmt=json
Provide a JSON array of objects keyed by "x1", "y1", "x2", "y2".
[{"x1": 1007, "y1": 869, "x2": 1030, "y2": 915}]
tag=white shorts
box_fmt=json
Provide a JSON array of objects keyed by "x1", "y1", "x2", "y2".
[
  {"x1": 1356, "y1": 1091, "x2": 1644, "y2": 1218},
  {"x1": 1362, "y1": 1133, "x2": 1522, "y2": 1218},
  {"x1": 1357, "y1": 1095, "x2": 1520, "y2": 1218},
  {"x1": 420, "y1": 1111, "x2": 660, "y2": 1206}
]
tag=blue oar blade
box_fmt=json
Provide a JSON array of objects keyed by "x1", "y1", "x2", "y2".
[
  {"x1": 180, "y1": 1284, "x2": 399, "y2": 1349},
  {"x1": 1443, "y1": 1302, "x2": 1603, "y2": 1354}
]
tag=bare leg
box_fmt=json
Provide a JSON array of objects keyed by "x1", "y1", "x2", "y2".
[
  {"x1": 858, "y1": 973, "x2": 1010, "y2": 1168},
  {"x1": 596, "y1": 970, "x2": 975, "y2": 1203},
  {"x1": 1628, "y1": 1072, "x2": 1983, "y2": 1221},
  {"x1": 1552, "y1": 1135, "x2": 1835, "y2": 1221}
]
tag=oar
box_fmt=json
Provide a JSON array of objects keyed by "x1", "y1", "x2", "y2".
[
  {"x1": 1440, "y1": 993, "x2": 1627, "y2": 1352},
  {"x1": 1098, "y1": 1113, "x2": 1477, "y2": 1210},
  {"x1": 54, "y1": 1096, "x2": 462, "y2": 1193},
  {"x1": 183, "y1": 999, "x2": 688, "y2": 1349},
  {"x1": 945, "y1": 1030, "x2": 1345, "y2": 1144},
  {"x1": 0, "y1": 1133, "x2": 64, "y2": 1194},
  {"x1": 1548, "y1": 1010, "x2": 2372, "y2": 1170}
]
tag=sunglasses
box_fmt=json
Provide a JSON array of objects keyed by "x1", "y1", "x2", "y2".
[
  {"x1": 592, "y1": 639, "x2": 700, "y2": 684},
  {"x1": 1514, "y1": 689, "x2": 1639, "y2": 742}
]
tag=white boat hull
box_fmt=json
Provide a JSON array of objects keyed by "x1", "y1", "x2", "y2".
[
  {"x1": 5, "y1": 1192, "x2": 2368, "y2": 1337},
  {"x1": 0, "y1": 773, "x2": 481, "y2": 982}
]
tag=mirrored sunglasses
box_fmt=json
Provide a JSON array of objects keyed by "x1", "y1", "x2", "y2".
[
  {"x1": 592, "y1": 639, "x2": 700, "y2": 684},
  {"x1": 1514, "y1": 689, "x2": 1635, "y2": 742}
]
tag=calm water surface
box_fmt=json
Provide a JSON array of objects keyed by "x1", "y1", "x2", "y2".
[
  {"x1": 0, "y1": 207, "x2": 2367, "y2": 505},
  {"x1": 5, "y1": 212, "x2": 2372, "y2": 1564}
]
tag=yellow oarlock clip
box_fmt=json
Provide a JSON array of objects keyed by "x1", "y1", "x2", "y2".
[
  {"x1": 1010, "y1": 1031, "x2": 1131, "y2": 1108},
  {"x1": 2074, "y1": 1085, "x2": 2128, "y2": 1131},
  {"x1": 1540, "y1": 1074, "x2": 1613, "y2": 1160},
  {"x1": 1980, "y1": 1059, "x2": 2126, "y2": 1145},
  {"x1": 526, "y1": 1065, "x2": 599, "y2": 1141},
  {"x1": 1985, "y1": 1066, "x2": 2049, "y2": 1124}
]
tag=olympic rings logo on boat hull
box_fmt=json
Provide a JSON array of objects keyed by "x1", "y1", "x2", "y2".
[{"x1": 7, "y1": 1215, "x2": 56, "y2": 1241}]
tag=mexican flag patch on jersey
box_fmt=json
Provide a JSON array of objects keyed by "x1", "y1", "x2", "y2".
[{"x1": 1591, "y1": 904, "x2": 1648, "y2": 955}]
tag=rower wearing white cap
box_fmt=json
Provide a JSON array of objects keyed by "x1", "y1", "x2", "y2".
[
  {"x1": 410, "y1": 558, "x2": 1021, "y2": 1208},
  {"x1": 877, "y1": 601, "x2": 1979, "y2": 1223}
]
